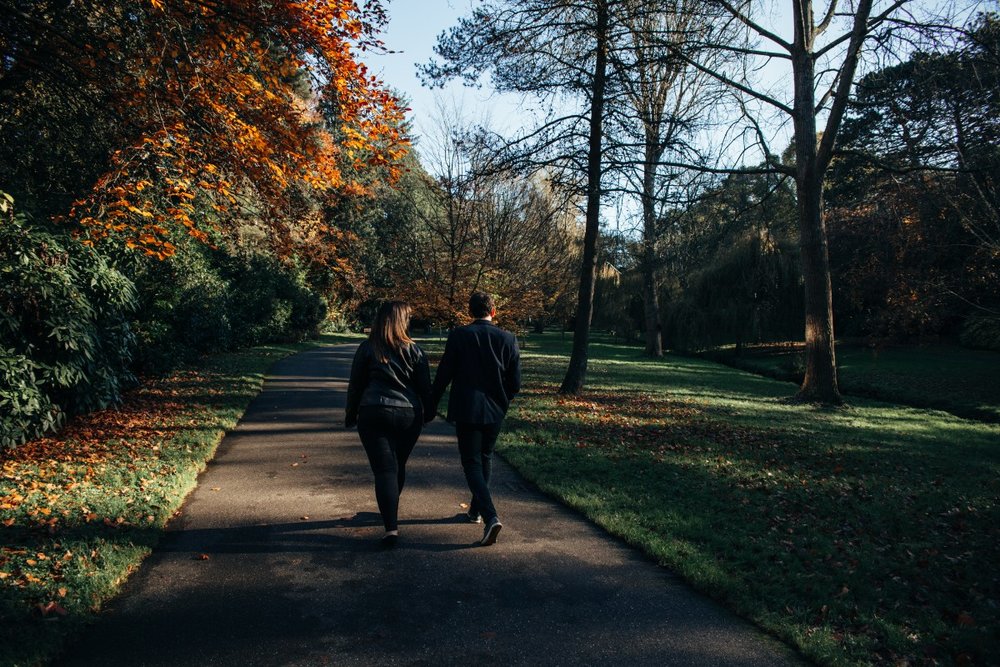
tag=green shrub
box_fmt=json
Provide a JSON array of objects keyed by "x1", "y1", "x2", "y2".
[
  {"x1": 130, "y1": 244, "x2": 325, "y2": 373},
  {"x1": 960, "y1": 314, "x2": 1000, "y2": 351},
  {"x1": 0, "y1": 206, "x2": 136, "y2": 449},
  {"x1": 223, "y1": 253, "x2": 325, "y2": 346}
]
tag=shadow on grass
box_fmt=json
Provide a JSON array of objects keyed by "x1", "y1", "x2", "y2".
[{"x1": 503, "y1": 333, "x2": 1000, "y2": 665}]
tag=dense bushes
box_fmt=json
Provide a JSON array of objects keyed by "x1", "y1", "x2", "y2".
[
  {"x1": 131, "y1": 243, "x2": 328, "y2": 375},
  {"x1": 661, "y1": 230, "x2": 802, "y2": 352},
  {"x1": 1, "y1": 199, "x2": 328, "y2": 450},
  {"x1": 0, "y1": 209, "x2": 136, "y2": 449},
  {"x1": 960, "y1": 315, "x2": 1000, "y2": 351}
]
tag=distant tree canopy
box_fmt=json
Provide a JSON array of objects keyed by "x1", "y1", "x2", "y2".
[{"x1": 340, "y1": 107, "x2": 582, "y2": 332}]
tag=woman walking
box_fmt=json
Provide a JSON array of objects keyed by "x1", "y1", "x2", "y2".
[{"x1": 345, "y1": 301, "x2": 432, "y2": 548}]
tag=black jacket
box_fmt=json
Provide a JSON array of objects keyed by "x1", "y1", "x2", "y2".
[
  {"x1": 431, "y1": 319, "x2": 521, "y2": 424},
  {"x1": 345, "y1": 340, "x2": 432, "y2": 427}
]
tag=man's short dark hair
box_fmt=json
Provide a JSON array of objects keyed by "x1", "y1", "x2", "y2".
[{"x1": 469, "y1": 291, "x2": 495, "y2": 318}]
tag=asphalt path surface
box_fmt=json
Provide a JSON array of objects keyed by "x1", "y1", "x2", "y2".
[{"x1": 58, "y1": 344, "x2": 803, "y2": 666}]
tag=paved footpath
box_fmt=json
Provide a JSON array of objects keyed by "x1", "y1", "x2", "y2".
[{"x1": 58, "y1": 344, "x2": 803, "y2": 667}]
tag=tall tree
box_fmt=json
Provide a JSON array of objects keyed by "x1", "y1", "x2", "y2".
[
  {"x1": 670, "y1": 0, "x2": 963, "y2": 403},
  {"x1": 423, "y1": 0, "x2": 615, "y2": 394},
  {"x1": 839, "y1": 12, "x2": 1000, "y2": 257},
  {"x1": 606, "y1": 0, "x2": 727, "y2": 356}
]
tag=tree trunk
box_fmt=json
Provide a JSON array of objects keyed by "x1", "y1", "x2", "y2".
[
  {"x1": 560, "y1": 0, "x2": 609, "y2": 394},
  {"x1": 791, "y1": 0, "x2": 842, "y2": 404},
  {"x1": 641, "y1": 143, "x2": 663, "y2": 357},
  {"x1": 795, "y1": 172, "x2": 840, "y2": 403}
]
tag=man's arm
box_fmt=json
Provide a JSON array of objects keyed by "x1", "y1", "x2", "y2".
[
  {"x1": 414, "y1": 348, "x2": 434, "y2": 423},
  {"x1": 430, "y1": 331, "x2": 457, "y2": 416},
  {"x1": 505, "y1": 335, "x2": 521, "y2": 399}
]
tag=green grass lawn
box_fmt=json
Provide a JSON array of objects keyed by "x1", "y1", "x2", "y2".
[
  {"x1": 0, "y1": 333, "x2": 359, "y2": 667},
  {"x1": 704, "y1": 343, "x2": 1000, "y2": 422},
  {"x1": 488, "y1": 333, "x2": 999, "y2": 666}
]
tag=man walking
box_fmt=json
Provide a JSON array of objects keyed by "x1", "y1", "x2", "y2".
[{"x1": 431, "y1": 291, "x2": 521, "y2": 546}]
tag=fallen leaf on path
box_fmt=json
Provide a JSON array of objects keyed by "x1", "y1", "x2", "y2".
[
  {"x1": 300, "y1": 516, "x2": 310, "y2": 520},
  {"x1": 195, "y1": 553, "x2": 210, "y2": 561},
  {"x1": 211, "y1": 487, "x2": 221, "y2": 492}
]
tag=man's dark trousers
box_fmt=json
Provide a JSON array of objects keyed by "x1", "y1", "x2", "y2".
[{"x1": 456, "y1": 422, "x2": 502, "y2": 522}]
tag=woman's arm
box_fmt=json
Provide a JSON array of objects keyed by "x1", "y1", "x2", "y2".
[{"x1": 344, "y1": 342, "x2": 369, "y2": 427}]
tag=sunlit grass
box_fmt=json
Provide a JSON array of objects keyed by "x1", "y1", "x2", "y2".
[
  {"x1": 705, "y1": 343, "x2": 1000, "y2": 422},
  {"x1": 500, "y1": 333, "x2": 999, "y2": 666}
]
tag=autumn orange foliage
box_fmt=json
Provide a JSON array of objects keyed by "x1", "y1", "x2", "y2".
[{"x1": 62, "y1": 0, "x2": 408, "y2": 258}]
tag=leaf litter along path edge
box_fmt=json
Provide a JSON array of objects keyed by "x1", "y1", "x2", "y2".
[{"x1": 56, "y1": 344, "x2": 802, "y2": 667}]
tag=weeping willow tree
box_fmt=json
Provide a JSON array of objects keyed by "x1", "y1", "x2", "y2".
[{"x1": 664, "y1": 227, "x2": 802, "y2": 352}]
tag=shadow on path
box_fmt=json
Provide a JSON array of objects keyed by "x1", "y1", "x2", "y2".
[{"x1": 57, "y1": 344, "x2": 802, "y2": 667}]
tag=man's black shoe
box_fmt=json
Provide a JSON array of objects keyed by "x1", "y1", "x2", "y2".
[
  {"x1": 467, "y1": 508, "x2": 483, "y2": 524},
  {"x1": 380, "y1": 534, "x2": 398, "y2": 549},
  {"x1": 480, "y1": 519, "x2": 502, "y2": 546}
]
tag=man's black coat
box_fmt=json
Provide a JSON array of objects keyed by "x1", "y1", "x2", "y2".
[{"x1": 431, "y1": 319, "x2": 521, "y2": 424}]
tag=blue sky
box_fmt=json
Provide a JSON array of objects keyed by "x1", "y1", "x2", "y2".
[
  {"x1": 363, "y1": 1, "x2": 521, "y2": 141},
  {"x1": 362, "y1": 1, "x2": 797, "y2": 160}
]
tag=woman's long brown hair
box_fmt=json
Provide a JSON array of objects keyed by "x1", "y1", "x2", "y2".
[{"x1": 370, "y1": 301, "x2": 414, "y2": 362}]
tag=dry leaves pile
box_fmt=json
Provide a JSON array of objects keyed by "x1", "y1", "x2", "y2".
[{"x1": 1, "y1": 369, "x2": 222, "y2": 614}]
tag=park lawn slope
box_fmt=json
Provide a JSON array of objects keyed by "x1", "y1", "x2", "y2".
[
  {"x1": 500, "y1": 334, "x2": 999, "y2": 667},
  {"x1": 703, "y1": 343, "x2": 1000, "y2": 423},
  {"x1": 0, "y1": 334, "x2": 358, "y2": 667}
]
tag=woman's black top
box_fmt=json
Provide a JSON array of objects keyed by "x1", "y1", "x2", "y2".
[{"x1": 345, "y1": 340, "x2": 432, "y2": 427}]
